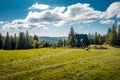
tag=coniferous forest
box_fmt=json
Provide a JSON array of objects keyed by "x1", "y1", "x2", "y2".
[{"x1": 0, "y1": 22, "x2": 120, "y2": 50}]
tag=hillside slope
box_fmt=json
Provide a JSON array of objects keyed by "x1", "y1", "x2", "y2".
[{"x1": 0, "y1": 47, "x2": 120, "y2": 80}]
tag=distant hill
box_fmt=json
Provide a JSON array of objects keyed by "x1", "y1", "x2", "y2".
[{"x1": 39, "y1": 36, "x2": 67, "y2": 42}]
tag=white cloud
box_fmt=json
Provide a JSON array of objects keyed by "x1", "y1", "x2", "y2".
[
  {"x1": 100, "y1": 20, "x2": 115, "y2": 24},
  {"x1": 0, "y1": 21, "x2": 4, "y2": 25},
  {"x1": 26, "y1": 3, "x2": 104, "y2": 27},
  {"x1": 2, "y1": 19, "x2": 49, "y2": 30},
  {"x1": 2, "y1": 1, "x2": 120, "y2": 30},
  {"x1": 104, "y1": 2, "x2": 120, "y2": 19},
  {"x1": 54, "y1": 3, "x2": 103, "y2": 26},
  {"x1": 26, "y1": 6, "x2": 66, "y2": 25},
  {"x1": 29, "y1": 2, "x2": 50, "y2": 10}
]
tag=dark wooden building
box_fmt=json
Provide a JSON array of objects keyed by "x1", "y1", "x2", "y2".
[{"x1": 76, "y1": 34, "x2": 90, "y2": 47}]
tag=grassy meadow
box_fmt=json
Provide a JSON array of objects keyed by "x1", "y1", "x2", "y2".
[{"x1": 0, "y1": 46, "x2": 120, "y2": 80}]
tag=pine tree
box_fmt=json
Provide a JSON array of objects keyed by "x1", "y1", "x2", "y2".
[
  {"x1": 88, "y1": 33, "x2": 94, "y2": 44},
  {"x1": 118, "y1": 25, "x2": 120, "y2": 39},
  {"x1": 98, "y1": 34, "x2": 104, "y2": 45},
  {"x1": 63, "y1": 39, "x2": 66, "y2": 47},
  {"x1": 94, "y1": 32, "x2": 99, "y2": 45},
  {"x1": 3, "y1": 32, "x2": 11, "y2": 50},
  {"x1": 91, "y1": 33, "x2": 94, "y2": 44},
  {"x1": 33, "y1": 35, "x2": 39, "y2": 41},
  {"x1": 117, "y1": 25, "x2": 120, "y2": 46},
  {"x1": 57, "y1": 38, "x2": 63, "y2": 47},
  {"x1": 110, "y1": 24, "x2": 117, "y2": 46},
  {"x1": 105, "y1": 28, "x2": 111, "y2": 44},
  {"x1": 0, "y1": 33, "x2": 3, "y2": 49},
  {"x1": 67, "y1": 27, "x2": 77, "y2": 47},
  {"x1": 14, "y1": 34, "x2": 17, "y2": 49},
  {"x1": 42, "y1": 41, "x2": 49, "y2": 47},
  {"x1": 10, "y1": 35, "x2": 16, "y2": 50},
  {"x1": 17, "y1": 32, "x2": 27, "y2": 49},
  {"x1": 26, "y1": 31, "x2": 32, "y2": 49}
]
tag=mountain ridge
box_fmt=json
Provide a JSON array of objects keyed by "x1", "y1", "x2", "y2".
[{"x1": 39, "y1": 36, "x2": 67, "y2": 42}]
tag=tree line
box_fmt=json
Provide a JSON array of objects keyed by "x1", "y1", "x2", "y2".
[
  {"x1": 0, "y1": 31, "x2": 67, "y2": 50},
  {"x1": 88, "y1": 21, "x2": 120, "y2": 47},
  {"x1": 0, "y1": 21, "x2": 120, "y2": 50},
  {"x1": 88, "y1": 32, "x2": 106, "y2": 45},
  {"x1": 105, "y1": 23, "x2": 120, "y2": 47},
  {"x1": 0, "y1": 31, "x2": 39, "y2": 50}
]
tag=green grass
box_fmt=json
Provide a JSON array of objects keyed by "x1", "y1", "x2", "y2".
[{"x1": 0, "y1": 46, "x2": 120, "y2": 80}]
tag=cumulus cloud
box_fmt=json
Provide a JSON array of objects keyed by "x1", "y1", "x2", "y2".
[
  {"x1": 26, "y1": 6, "x2": 66, "y2": 24},
  {"x1": 0, "y1": 21, "x2": 4, "y2": 25},
  {"x1": 29, "y1": 3, "x2": 50, "y2": 10},
  {"x1": 100, "y1": 20, "x2": 115, "y2": 24},
  {"x1": 104, "y1": 1, "x2": 120, "y2": 19},
  {"x1": 27, "y1": 3, "x2": 104, "y2": 27},
  {"x1": 54, "y1": 3, "x2": 103, "y2": 26},
  {"x1": 2, "y1": 19, "x2": 49, "y2": 30},
  {"x1": 2, "y1": 1, "x2": 120, "y2": 30}
]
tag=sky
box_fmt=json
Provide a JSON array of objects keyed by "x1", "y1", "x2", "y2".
[{"x1": 0, "y1": 0, "x2": 120, "y2": 37}]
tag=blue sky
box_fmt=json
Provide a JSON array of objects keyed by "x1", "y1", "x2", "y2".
[{"x1": 0, "y1": 0, "x2": 120, "y2": 36}]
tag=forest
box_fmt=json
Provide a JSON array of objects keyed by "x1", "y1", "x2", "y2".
[{"x1": 0, "y1": 21, "x2": 120, "y2": 50}]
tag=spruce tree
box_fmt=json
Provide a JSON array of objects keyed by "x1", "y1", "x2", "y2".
[
  {"x1": 105, "y1": 28, "x2": 111, "y2": 44},
  {"x1": 91, "y1": 33, "x2": 94, "y2": 44},
  {"x1": 14, "y1": 34, "x2": 17, "y2": 49},
  {"x1": 33, "y1": 35, "x2": 39, "y2": 41},
  {"x1": 10, "y1": 35, "x2": 16, "y2": 50},
  {"x1": 3, "y1": 32, "x2": 11, "y2": 50},
  {"x1": 63, "y1": 39, "x2": 66, "y2": 47},
  {"x1": 110, "y1": 24, "x2": 117, "y2": 46},
  {"x1": 57, "y1": 38, "x2": 63, "y2": 47},
  {"x1": 26, "y1": 31, "x2": 32, "y2": 49},
  {"x1": 67, "y1": 27, "x2": 77, "y2": 47},
  {"x1": 88, "y1": 33, "x2": 94, "y2": 44},
  {"x1": 117, "y1": 25, "x2": 120, "y2": 46},
  {"x1": 94, "y1": 32, "x2": 99, "y2": 45},
  {"x1": 42, "y1": 41, "x2": 49, "y2": 47},
  {"x1": 98, "y1": 34, "x2": 105, "y2": 45},
  {"x1": 17, "y1": 32, "x2": 26, "y2": 49},
  {"x1": 0, "y1": 33, "x2": 3, "y2": 49},
  {"x1": 118, "y1": 25, "x2": 120, "y2": 39}
]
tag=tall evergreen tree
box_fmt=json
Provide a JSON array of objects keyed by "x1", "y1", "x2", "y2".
[
  {"x1": 63, "y1": 39, "x2": 66, "y2": 47},
  {"x1": 0, "y1": 33, "x2": 3, "y2": 49},
  {"x1": 94, "y1": 32, "x2": 99, "y2": 45},
  {"x1": 14, "y1": 34, "x2": 17, "y2": 49},
  {"x1": 33, "y1": 35, "x2": 39, "y2": 41},
  {"x1": 42, "y1": 41, "x2": 49, "y2": 47},
  {"x1": 88, "y1": 33, "x2": 94, "y2": 44},
  {"x1": 17, "y1": 32, "x2": 27, "y2": 49},
  {"x1": 3, "y1": 32, "x2": 11, "y2": 50},
  {"x1": 117, "y1": 25, "x2": 120, "y2": 46},
  {"x1": 10, "y1": 35, "x2": 16, "y2": 50},
  {"x1": 67, "y1": 27, "x2": 77, "y2": 47},
  {"x1": 110, "y1": 24, "x2": 117, "y2": 46},
  {"x1": 26, "y1": 31, "x2": 32, "y2": 49},
  {"x1": 91, "y1": 33, "x2": 95, "y2": 44},
  {"x1": 57, "y1": 38, "x2": 63, "y2": 47},
  {"x1": 98, "y1": 34, "x2": 105, "y2": 45},
  {"x1": 105, "y1": 28, "x2": 111, "y2": 44}
]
